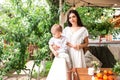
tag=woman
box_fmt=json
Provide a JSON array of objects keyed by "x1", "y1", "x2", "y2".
[{"x1": 63, "y1": 9, "x2": 89, "y2": 68}]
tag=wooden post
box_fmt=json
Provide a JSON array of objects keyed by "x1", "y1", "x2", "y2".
[{"x1": 59, "y1": 0, "x2": 64, "y2": 28}]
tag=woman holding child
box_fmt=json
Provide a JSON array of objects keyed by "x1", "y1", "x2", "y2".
[{"x1": 46, "y1": 10, "x2": 89, "y2": 80}]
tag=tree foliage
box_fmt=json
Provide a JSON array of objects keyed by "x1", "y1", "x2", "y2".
[
  {"x1": 0, "y1": 0, "x2": 117, "y2": 79},
  {"x1": 77, "y1": 7, "x2": 114, "y2": 38},
  {"x1": 0, "y1": 0, "x2": 58, "y2": 79}
]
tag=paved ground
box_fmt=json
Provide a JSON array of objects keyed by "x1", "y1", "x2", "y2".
[
  {"x1": 3, "y1": 60, "x2": 47, "y2": 80},
  {"x1": 4, "y1": 76, "x2": 46, "y2": 80}
]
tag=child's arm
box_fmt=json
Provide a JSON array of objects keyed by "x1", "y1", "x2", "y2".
[
  {"x1": 49, "y1": 38, "x2": 60, "y2": 57},
  {"x1": 49, "y1": 44, "x2": 58, "y2": 57}
]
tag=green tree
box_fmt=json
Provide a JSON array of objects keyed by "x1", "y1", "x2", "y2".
[
  {"x1": 77, "y1": 7, "x2": 114, "y2": 38},
  {"x1": 0, "y1": 0, "x2": 55, "y2": 79}
]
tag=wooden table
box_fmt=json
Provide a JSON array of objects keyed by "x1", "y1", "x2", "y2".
[{"x1": 72, "y1": 68, "x2": 116, "y2": 80}]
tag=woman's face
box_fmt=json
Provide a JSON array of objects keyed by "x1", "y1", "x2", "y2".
[{"x1": 69, "y1": 13, "x2": 77, "y2": 25}]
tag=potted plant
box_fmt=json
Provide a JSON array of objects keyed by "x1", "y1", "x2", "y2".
[
  {"x1": 91, "y1": 61, "x2": 100, "y2": 73},
  {"x1": 112, "y1": 61, "x2": 120, "y2": 80}
]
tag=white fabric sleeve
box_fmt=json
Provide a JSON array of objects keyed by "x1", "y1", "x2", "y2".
[
  {"x1": 83, "y1": 27, "x2": 89, "y2": 39},
  {"x1": 62, "y1": 27, "x2": 69, "y2": 36},
  {"x1": 48, "y1": 38, "x2": 54, "y2": 45}
]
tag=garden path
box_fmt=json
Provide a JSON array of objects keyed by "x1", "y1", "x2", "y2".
[{"x1": 3, "y1": 60, "x2": 46, "y2": 80}]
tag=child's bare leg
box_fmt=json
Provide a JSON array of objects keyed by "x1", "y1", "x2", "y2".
[
  {"x1": 66, "y1": 62, "x2": 72, "y2": 80},
  {"x1": 72, "y1": 68, "x2": 79, "y2": 80},
  {"x1": 67, "y1": 70, "x2": 72, "y2": 80}
]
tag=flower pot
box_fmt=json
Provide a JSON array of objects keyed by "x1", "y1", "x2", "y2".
[{"x1": 94, "y1": 67, "x2": 100, "y2": 73}]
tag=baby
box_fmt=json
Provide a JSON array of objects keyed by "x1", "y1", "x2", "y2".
[{"x1": 49, "y1": 24, "x2": 71, "y2": 69}]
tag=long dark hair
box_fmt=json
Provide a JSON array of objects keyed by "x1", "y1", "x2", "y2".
[{"x1": 67, "y1": 10, "x2": 83, "y2": 27}]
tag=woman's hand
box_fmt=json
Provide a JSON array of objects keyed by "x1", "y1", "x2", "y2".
[
  {"x1": 72, "y1": 44, "x2": 83, "y2": 50},
  {"x1": 67, "y1": 42, "x2": 83, "y2": 50}
]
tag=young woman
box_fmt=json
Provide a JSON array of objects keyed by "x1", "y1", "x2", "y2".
[{"x1": 63, "y1": 10, "x2": 89, "y2": 68}]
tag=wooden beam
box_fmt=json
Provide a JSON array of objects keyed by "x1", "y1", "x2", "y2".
[{"x1": 59, "y1": 0, "x2": 63, "y2": 27}]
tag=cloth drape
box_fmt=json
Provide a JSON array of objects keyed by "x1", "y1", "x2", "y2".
[{"x1": 88, "y1": 46, "x2": 116, "y2": 68}]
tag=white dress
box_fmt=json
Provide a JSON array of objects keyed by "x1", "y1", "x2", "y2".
[
  {"x1": 48, "y1": 36, "x2": 71, "y2": 69},
  {"x1": 46, "y1": 57, "x2": 68, "y2": 80},
  {"x1": 46, "y1": 36, "x2": 69, "y2": 80},
  {"x1": 63, "y1": 26, "x2": 89, "y2": 68}
]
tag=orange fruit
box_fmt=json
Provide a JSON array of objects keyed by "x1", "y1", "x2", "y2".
[
  {"x1": 108, "y1": 75, "x2": 114, "y2": 80},
  {"x1": 108, "y1": 70, "x2": 113, "y2": 75},
  {"x1": 103, "y1": 75, "x2": 108, "y2": 80},
  {"x1": 96, "y1": 73, "x2": 103, "y2": 79},
  {"x1": 103, "y1": 70, "x2": 108, "y2": 75},
  {"x1": 94, "y1": 76, "x2": 99, "y2": 80}
]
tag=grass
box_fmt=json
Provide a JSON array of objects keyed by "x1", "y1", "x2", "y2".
[{"x1": 32, "y1": 60, "x2": 53, "y2": 78}]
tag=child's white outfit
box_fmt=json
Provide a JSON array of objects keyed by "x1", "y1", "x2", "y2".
[
  {"x1": 48, "y1": 35, "x2": 71, "y2": 69},
  {"x1": 46, "y1": 36, "x2": 71, "y2": 80}
]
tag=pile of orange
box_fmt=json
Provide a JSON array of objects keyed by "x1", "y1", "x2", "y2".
[{"x1": 94, "y1": 70, "x2": 114, "y2": 80}]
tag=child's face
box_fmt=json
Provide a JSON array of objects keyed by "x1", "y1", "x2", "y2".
[{"x1": 51, "y1": 30, "x2": 61, "y2": 38}]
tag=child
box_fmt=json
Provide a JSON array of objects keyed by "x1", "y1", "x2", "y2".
[{"x1": 49, "y1": 24, "x2": 71, "y2": 69}]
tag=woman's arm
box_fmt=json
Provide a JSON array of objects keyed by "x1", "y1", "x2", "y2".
[
  {"x1": 72, "y1": 36, "x2": 89, "y2": 50},
  {"x1": 79, "y1": 36, "x2": 89, "y2": 49},
  {"x1": 66, "y1": 42, "x2": 73, "y2": 47}
]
